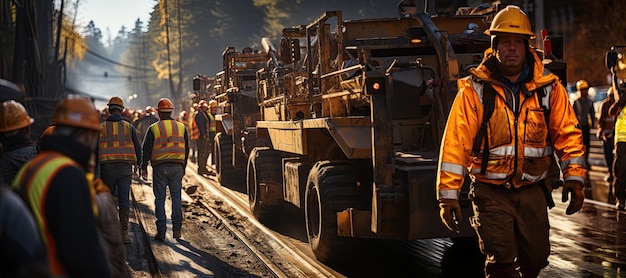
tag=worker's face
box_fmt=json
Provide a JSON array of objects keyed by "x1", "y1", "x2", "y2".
[
  {"x1": 580, "y1": 88, "x2": 589, "y2": 97},
  {"x1": 495, "y1": 34, "x2": 527, "y2": 74}
]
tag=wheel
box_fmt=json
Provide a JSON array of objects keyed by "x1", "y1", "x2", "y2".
[
  {"x1": 214, "y1": 132, "x2": 239, "y2": 187},
  {"x1": 305, "y1": 160, "x2": 372, "y2": 265},
  {"x1": 247, "y1": 147, "x2": 284, "y2": 221}
]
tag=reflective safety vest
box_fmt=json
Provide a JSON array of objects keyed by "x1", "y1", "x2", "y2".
[
  {"x1": 98, "y1": 120, "x2": 137, "y2": 163},
  {"x1": 616, "y1": 108, "x2": 626, "y2": 144},
  {"x1": 209, "y1": 113, "x2": 216, "y2": 133},
  {"x1": 12, "y1": 151, "x2": 98, "y2": 276},
  {"x1": 150, "y1": 120, "x2": 186, "y2": 162},
  {"x1": 191, "y1": 111, "x2": 200, "y2": 140}
]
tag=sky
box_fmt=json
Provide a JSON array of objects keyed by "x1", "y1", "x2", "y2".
[{"x1": 77, "y1": 0, "x2": 155, "y2": 36}]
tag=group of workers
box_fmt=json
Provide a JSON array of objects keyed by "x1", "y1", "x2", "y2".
[{"x1": 0, "y1": 81, "x2": 217, "y2": 277}]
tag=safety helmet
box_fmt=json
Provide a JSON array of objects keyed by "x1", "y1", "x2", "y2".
[
  {"x1": 0, "y1": 100, "x2": 34, "y2": 132},
  {"x1": 198, "y1": 100, "x2": 208, "y2": 108},
  {"x1": 145, "y1": 106, "x2": 155, "y2": 115},
  {"x1": 485, "y1": 6, "x2": 535, "y2": 39},
  {"x1": 41, "y1": 125, "x2": 56, "y2": 138},
  {"x1": 52, "y1": 94, "x2": 100, "y2": 131},
  {"x1": 208, "y1": 100, "x2": 217, "y2": 108},
  {"x1": 192, "y1": 103, "x2": 199, "y2": 110},
  {"x1": 107, "y1": 96, "x2": 124, "y2": 110},
  {"x1": 576, "y1": 80, "x2": 589, "y2": 90},
  {"x1": 157, "y1": 97, "x2": 174, "y2": 112}
]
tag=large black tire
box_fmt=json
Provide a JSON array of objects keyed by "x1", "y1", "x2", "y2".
[
  {"x1": 305, "y1": 160, "x2": 372, "y2": 265},
  {"x1": 247, "y1": 147, "x2": 284, "y2": 221},
  {"x1": 214, "y1": 132, "x2": 239, "y2": 187}
]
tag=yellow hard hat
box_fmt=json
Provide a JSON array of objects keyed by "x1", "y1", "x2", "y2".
[
  {"x1": 157, "y1": 98, "x2": 174, "y2": 112},
  {"x1": 485, "y1": 5, "x2": 535, "y2": 39},
  {"x1": 576, "y1": 80, "x2": 589, "y2": 90},
  {"x1": 0, "y1": 100, "x2": 34, "y2": 132},
  {"x1": 107, "y1": 96, "x2": 124, "y2": 109},
  {"x1": 208, "y1": 100, "x2": 217, "y2": 108},
  {"x1": 52, "y1": 94, "x2": 100, "y2": 131}
]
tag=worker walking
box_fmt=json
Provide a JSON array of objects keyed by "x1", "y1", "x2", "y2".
[
  {"x1": 193, "y1": 100, "x2": 212, "y2": 175},
  {"x1": 140, "y1": 98, "x2": 189, "y2": 240},
  {"x1": 97, "y1": 96, "x2": 142, "y2": 244},
  {"x1": 208, "y1": 100, "x2": 218, "y2": 165},
  {"x1": 12, "y1": 94, "x2": 111, "y2": 277},
  {"x1": 436, "y1": 6, "x2": 587, "y2": 277},
  {"x1": 610, "y1": 84, "x2": 626, "y2": 210},
  {"x1": 597, "y1": 87, "x2": 616, "y2": 183},
  {"x1": 0, "y1": 100, "x2": 38, "y2": 183},
  {"x1": 573, "y1": 79, "x2": 596, "y2": 164}
]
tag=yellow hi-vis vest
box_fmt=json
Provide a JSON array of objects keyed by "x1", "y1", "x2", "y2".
[
  {"x1": 616, "y1": 108, "x2": 626, "y2": 144},
  {"x1": 150, "y1": 120, "x2": 186, "y2": 162},
  {"x1": 209, "y1": 113, "x2": 216, "y2": 133},
  {"x1": 12, "y1": 151, "x2": 98, "y2": 276},
  {"x1": 98, "y1": 120, "x2": 137, "y2": 163}
]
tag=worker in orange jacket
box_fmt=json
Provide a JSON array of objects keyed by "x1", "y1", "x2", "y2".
[{"x1": 436, "y1": 6, "x2": 587, "y2": 277}]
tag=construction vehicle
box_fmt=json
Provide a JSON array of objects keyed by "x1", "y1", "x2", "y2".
[
  {"x1": 244, "y1": 0, "x2": 502, "y2": 264},
  {"x1": 211, "y1": 46, "x2": 269, "y2": 186}
]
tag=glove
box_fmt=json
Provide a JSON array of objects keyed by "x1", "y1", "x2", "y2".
[
  {"x1": 562, "y1": 180, "x2": 584, "y2": 215},
  {"x1": 439, "y1": 199, "x2": 461, "y2": 233}
]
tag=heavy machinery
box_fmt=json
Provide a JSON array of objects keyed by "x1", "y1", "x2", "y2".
[
  {"x1": 245, "y1": 1, "x2": 499, "y2": 264},
  {"x1": 212, "y1": 46, "x2": 269, "y2": 186}
]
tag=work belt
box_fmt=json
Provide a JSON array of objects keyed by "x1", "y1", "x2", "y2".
[{"x1": 472, "y1": 180, "x2": 555, "y2": 208}]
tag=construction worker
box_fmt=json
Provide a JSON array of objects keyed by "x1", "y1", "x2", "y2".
[
  {"x1": 140, "y1": 97, "x2": 189, "y2": 240},
  {"x1": 193, "y1": 100, "x2": 212, "y2": 175},
  {"x1": 436, "y1": 6, "x2": 586, "y2": 277},
  {"x1": 97, "y1": 96, "x2": 142, "y2": 244},
  {"x1": 133, "y1": 105, "x2": 159, "y2": 143},
  {"x1": 597, "y1": 86, "x2": 616, "y2": 183},
  {"x1": 208, "y1": 100, "x2": 218, "y2": 165},
  {"x1": 12, "y1": 94, "x2": 111, "y2": 277},
  {"x1": 189, "y1": 102, "x2": 199, "y2": 163},
  {"x1": 0, "y1": 100, "x2": 38, "y2": 183},
  {"x1": 573, "y1": 79, "x2": 596, "y2": 164},
  {"x1": 610, "y1": 84, "x2": 626, "y2": 210}
]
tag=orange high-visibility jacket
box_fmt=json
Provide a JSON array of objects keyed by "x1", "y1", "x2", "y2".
[{"x1": 437, "y1": 48, "x2": 587, "y2": 200}]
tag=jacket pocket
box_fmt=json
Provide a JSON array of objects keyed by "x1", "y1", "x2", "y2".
[
  {"x1": 521, "y1": 156, "x2": 551, "y2": 182},
  {"x1": 488, "y1": 106, "x2": 512, "y2": 148},
  {"x1": 524, "y1": 108, "x2": 548, "y2": 145}
]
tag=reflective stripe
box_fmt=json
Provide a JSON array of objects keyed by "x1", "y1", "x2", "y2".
[
  {"x1": 98, "y1": 121, "x2": 137, "y2": 163},
  {"x1": 469, "y1": 168, "x2": 509, "y2": 179},
  {"x1": 561, "y1": 156, "x2": 587, "y2": 169},
  {"x1": 521, "y1": 171, "x2": 548, "y2": 183},
  {"x1": 472, "y1": 79, "x2": 484, "y2": 106},
  {"x1": 523, "y1": 145, "x2": 553, "y2": 158},
  {"x1": 438, "y1": 189, "x2": 459, "y2": 200},
  {"x1": 151, "y1": 120, "x2": 186, "y2": 162},
  {"x1": 489, "y1": 145, "x2": 516, "y2": 156},
  {"x1": 564, "y1": 175, "x2": 586, "y2": 184},
  {"x1": 12, "y1": 152, "x2": 78, "y2": 275},
  {"x1": 440, "y1": 162, "x2": 465, "y2": 176}
]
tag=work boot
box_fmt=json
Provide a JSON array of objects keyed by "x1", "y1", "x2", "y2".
[
  {"x1": 173, "y1": 229, "x2": 181, "y2": 239},
  {"x1": 119, "y1": 208, "x2": 131, "y2": 244},
  {"x1": 154, "y1": 231, "x2": 165, "y2": 241}
]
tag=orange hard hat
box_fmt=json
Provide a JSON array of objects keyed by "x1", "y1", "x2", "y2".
[
  {"x1": 198, "y1": 100, "x2": 208, "y2": 108},
  {"x1": 107, "y1": 96, "x2": 124, "y2": 109},
  {"x1": 41, "y1": 125, "x2": 56, "y2": 138},
  {"x1": 157, "y1": 97, "x2": 174, "y2": 112},
  {"x1": 0, "y1": 100, "x2": 34, "y2": 132},
  {"x1": 485, "y1": 5, "x2": 535, "y2": 39},
  {"x1": 52, "y1": 94, "x2": 100, "y2": 131},
  {"x1": 208, "y1": 100, "x2": 217, "y2": 108}
]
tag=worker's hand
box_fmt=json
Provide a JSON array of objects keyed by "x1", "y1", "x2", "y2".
[
  {"x1": 140, "y1": 169, "x2": 148, "y2": 181},
  {"x1": 562, "y1": 180, "x2": 584, "y2": 215},
  {"x1": 439, "y1": 199, "x2": 461, "y2": 233}
]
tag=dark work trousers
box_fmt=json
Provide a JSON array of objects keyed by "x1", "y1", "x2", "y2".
[
  {"x1": 613, "y1": 142, "x2": 626, "y2": 202},
  {"x1": 197, "y1": 137, "x2": 210, "y2": 171},
  {"x1": 469, "y1": 182, "x2": 550, "y2": 278},
  {"x1": 604, "y1": 135, "x2": 615, "y2": 177}
]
